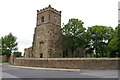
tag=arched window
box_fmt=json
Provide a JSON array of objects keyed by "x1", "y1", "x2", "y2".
[{"x1": 41, "y1": 16, "x2": 44, "y2": 22}]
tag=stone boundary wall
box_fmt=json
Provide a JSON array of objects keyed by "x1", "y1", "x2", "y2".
[
  {"x1": 0, "y1": 55, "x2": 8, "y2": 62},
  {"x1": 14, "y1": 58, "x2": 120, "y2": 70}
]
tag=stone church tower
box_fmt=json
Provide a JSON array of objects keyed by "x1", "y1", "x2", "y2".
[{"x1": 30, "y1": 5, "x2": 63, "y2": 58}]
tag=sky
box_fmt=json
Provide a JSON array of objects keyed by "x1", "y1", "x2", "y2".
[
  {"x1": 0, "y1": 0, "x2": 119, "y2": 54},
  {"x1": 119, "y1": 1, "x2": 120, "y2": 24}
]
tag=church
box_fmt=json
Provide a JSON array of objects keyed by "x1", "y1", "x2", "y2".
[{"x1": 24, "y1": 5, "x2": 63, "y2": 58}]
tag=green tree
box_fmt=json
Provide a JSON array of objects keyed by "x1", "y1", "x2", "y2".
[
  {"x1": 62, "y1": 18, "x2": 87, "y2": 57},
  {"x1": 117, "y1": 25, "x2": 120, "y2": 56},
  {"x1": 1, "y1": 33, "x2": 18, "y2": 55},
  {"x1": 87, "y1": 25, "x2": 114, "y2": 57},
  {"x1": 0, "y1": 38, "x2": 2, "y2": 55},
  {"x1": 13, "y1": 51, "x2": 22, "y2": 57},
  {"x1": 108, "y1": 25, "x2": 120, "y2": 57}
]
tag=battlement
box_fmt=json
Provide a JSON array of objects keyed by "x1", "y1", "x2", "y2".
[{"x1": 37, "y1": 5, "x2": 61, "y2": 15}]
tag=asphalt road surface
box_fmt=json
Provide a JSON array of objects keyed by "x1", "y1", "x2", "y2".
[{"x1": 0, "y1": 63, "x2": 119, "y2": 80}]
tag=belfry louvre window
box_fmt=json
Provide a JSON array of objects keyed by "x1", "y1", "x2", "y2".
[{"x1": 41, "y1": 16, "x2": 44, "y2": 22}]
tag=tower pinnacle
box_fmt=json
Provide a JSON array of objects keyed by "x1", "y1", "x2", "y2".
[{"x1": 48, "y1": 4, "x2": 51, "y2": 8}]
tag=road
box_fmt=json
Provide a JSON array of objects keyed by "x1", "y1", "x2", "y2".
[{"x1": 0, "y1": 63, "x2": 119, "y2": 80}]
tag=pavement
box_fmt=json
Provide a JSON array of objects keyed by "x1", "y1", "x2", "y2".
[
  {"x1": 7, "y1": 65, "x2": 81, "y2": 72},
  {"x1": 0, "y1": 63, "x2": 81, "y2": 71},
  {"x1": 0, "y1": 63, "x2": 119, "y2": 79}
]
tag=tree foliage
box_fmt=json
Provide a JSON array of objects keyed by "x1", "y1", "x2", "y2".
[
  {"x1": 117, "y1": 25, "x2": 120, "y2": 55},
  {"x1": 62, "y1": 18, "x2": 89, "y2": 57},
  {"x1": 86, "y1": 25, "x2": 114, "y2": 57},
  {"x1": 108, "y1": 25, "x2": 120, "y2": 57},
  {"x1": 62, "y1": 18, "x2": 118, "y2": 58},
  {"x1": 13, "y1": 51, "x2": 22, "y2": 57},
  {"x1": 1, "y1": 33, "x2": 18, "y2": 55}
]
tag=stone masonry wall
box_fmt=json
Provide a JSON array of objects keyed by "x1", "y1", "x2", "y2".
[
  {"x1": 24, "y1": 47, "x2": 32, "y2": 58},
  {"x1": 14, "y1": 58, "x2": 120, "y2": 70},
  {"x1": 0, "y1": 55, "x2": 8, "y2": 62}
]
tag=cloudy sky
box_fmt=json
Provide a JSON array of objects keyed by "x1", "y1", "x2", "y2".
[
  {"x1": 0, "y1": 0, "x2": 119, "y2": 54},
  {"x1": 119, "y1": 1, "x2": 120, "y2": 23}
]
